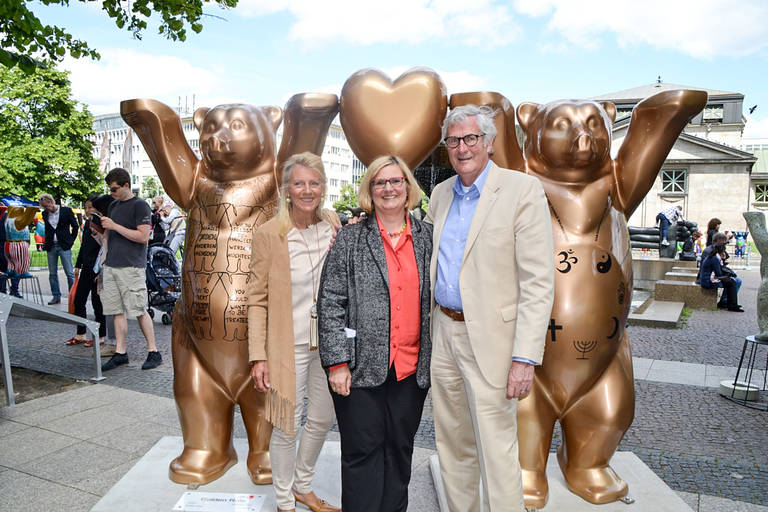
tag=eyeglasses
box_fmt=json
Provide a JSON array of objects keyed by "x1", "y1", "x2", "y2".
[
  {"x1": 444, "y1": 133, "x2": 485, "y2": 149},
  {"x1": 109, "y1": 186, "x2": 121, "y2": 193},
  {"x1": 372, "y1": 177, "x2": 406, "y2": 190}
]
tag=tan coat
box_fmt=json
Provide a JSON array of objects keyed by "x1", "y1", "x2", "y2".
[
  {"x1": 427, "y1": 162, "x2": 555, "y2": 387},
  {"x1": 247, "y1": 212, "x2": 339, "y2": 434}
]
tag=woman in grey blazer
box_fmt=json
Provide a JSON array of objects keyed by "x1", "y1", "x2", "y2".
[{"x1": 318, "y1": 156, "x2": 432, "y2": 512}]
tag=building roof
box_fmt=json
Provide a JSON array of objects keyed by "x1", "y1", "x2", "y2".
[{"x1": 591, "y1": 82, "x2": 742, "y2": 102}]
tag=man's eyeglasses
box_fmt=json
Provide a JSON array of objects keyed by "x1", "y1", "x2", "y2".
[
  {"x1": 372, "y1": 177, "x2": 406, "y2": 190},
  {"x1": 109, "y1": 186, "x2": 121, "y2": 193},
  {"x1": 443, "y1": 133, "x2": 485, "y2": 149}
]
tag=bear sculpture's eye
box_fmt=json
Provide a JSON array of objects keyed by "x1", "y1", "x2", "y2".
[
  {"x1": 554, "y1": 118, "x2": 570, "y2": 131},
  {"x1": 230, "y1": 119, "x2": 245, "y2": 131},
  {"x1": 587, "y1": 116, "x2": 600, "y2": 131}
]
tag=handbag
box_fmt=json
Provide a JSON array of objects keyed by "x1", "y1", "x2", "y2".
[
  {"x1": 67, "y1": 275, "x2": 80, "y2": 314},
  {"x1": 721, "y1": 266, "x2": 737, "y2": 278}
]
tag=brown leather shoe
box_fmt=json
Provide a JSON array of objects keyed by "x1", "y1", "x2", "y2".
[{"x1": 293, "y1": 491, "x2": 341, "y2": 512}]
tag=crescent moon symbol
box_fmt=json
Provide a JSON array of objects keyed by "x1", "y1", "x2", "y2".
[{"x1": 608, "y1": 316, "x2": 619, "y2": 339}]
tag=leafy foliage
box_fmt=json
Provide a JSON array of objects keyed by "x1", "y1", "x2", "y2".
[
  {"x1": 0, "y1": 0, "x2": 238, "y2": 72},
  {"x1": 333, "y1": 182, "x2": 359, "y2": 214},
  {"x1": 0, "y1": 64, "x2": 100, "y2": 203},
  {"x1": 141, "y1": 176, "x2": 164, "y2": 199}
]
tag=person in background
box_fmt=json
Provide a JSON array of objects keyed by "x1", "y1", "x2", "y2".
[
  {"x1": 655, "y1": 205, "x2": 683, "y2": 246},
  {"x1": 249, "y1": 152, "x2": 341, "y2": 512},
  {"x1": 705, "y1": 218, "x2": 721, "y2": 247},
  {"x1": 160, "y1": 202, "x2": 186, "y2": 257},
  {"x1": 39, "y1": 193, "x2": 79, "y2": 305},
  {"x1": 150, "y1": 195, "x2": 166, "y2": 245},
  {"x1": 65, "y1": 194, "x2": 108, "y2": 352},
  {"x1": 700, "y1": 233, "x2": 743, "y2": 312},
  {"x1": 319, "y1": 155, "x2": 432, "y2": 512},
  {"x1": 99, "y1": 167, "x2": 161, "y2": 372},
  {"x1": 0, "y1": 207, "x2": 8, "y2": 295}
]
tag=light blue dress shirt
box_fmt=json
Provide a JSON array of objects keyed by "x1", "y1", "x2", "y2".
[
  {"x1": 435, "y1": 161, "x2": 491, "y2": 311},
  {"x1": 434, "y1": 161, "x2": 536, "y2": 366}
]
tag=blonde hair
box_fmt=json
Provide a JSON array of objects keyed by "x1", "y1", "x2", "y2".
[
  {"x1": 276, "y1": 152, "x2": 336, "y2": 235},
  {"x1": 39, "y1": 193, "x2": 55, "y2": 204},
  {"x1": 358, "y1": 155, "x2": 422, "y2": 215}
]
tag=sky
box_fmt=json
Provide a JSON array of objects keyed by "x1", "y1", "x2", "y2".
[{"x1": 36, "y1": 0, "x2": 768, "y2": 139}]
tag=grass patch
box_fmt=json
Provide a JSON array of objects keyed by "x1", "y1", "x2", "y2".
[{"x1": 680, "y1": 306, "x2": 693, "y2": 324}]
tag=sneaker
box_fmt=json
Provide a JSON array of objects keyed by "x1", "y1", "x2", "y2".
[
  {"x1": 101, "y1": 352, "x2": 129, "y2": 371},
  {"x1": 727, "y1": 306, "x2": 745, "y2": 313},
  {"x1": 661, "y1": 239, "x2": 670, "y2": 246},
  {"x1": 142, "y1": 351, "x2": 163, "y2": 370},
  {"x1": 48, "y1": 297, "x2": 61, "y2": 305}
]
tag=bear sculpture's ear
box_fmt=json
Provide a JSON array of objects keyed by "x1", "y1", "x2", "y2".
[
  {"x1": 516, "y1": 102, "x2": 540, "y2": 133},
  {"x1": 193, "y1": 107, "x2": 209, "y2": 132},
  {"x1": 600, "y1": 101, "x2": 617, "y2": 123},
  {"x1": 264, "y1": 106, "x2": 283, "y2": 131}
]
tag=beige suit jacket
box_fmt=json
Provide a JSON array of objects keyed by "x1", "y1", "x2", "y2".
[{"x1": 427, "y1": 162, "x2": 555, "y2": 388}]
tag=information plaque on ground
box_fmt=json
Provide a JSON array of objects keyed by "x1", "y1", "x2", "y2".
[{"x1": 172, "y1": 492, "x2": 266, "y2": 512}]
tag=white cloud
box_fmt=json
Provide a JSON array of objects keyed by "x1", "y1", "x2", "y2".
[
  {"x1": 513, "y1": 0, "x2": 768, "y2": 58},
  {"x1": 744, "y1": 115, "x2": 768, "y2": 139},
  {"x1": 62, "y1": 48, "x2": 224, "y2": 115},
  {"x1": 235, "y1": 0, "x2": 520, "y2": 48}
]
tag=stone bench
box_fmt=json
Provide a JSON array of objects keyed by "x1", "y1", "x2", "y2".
[
  {"x1": 654, "y1": 280, "x2": 718, "y2": 309},
  {"x1": 664, "y1": 271, "x2": 697, "y2": 283},
  {"x1": 628, "y1": 299, "x2": 684, "y2": 328}
]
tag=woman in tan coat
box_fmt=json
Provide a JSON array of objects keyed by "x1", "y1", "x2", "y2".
[{"x1": 248, "y1": 152, "x2": 340, "y2": 512}]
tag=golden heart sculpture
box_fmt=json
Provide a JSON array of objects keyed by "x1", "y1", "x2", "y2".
[{"x1": 340, "y1": 67, "x2": 447, "y2": 171}]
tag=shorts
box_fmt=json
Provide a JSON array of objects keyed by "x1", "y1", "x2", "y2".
[{"x1": 101, "y1": 265, "x2": 148, "y2": 317}]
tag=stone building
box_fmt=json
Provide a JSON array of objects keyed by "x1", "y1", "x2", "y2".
[{"x1": 592, "y1": 81, "x2": 757, "y2": 233}]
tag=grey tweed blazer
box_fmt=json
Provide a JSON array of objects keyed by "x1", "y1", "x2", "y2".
[{"x1": 318, "y1": 214, "x2": 432, "y2": 389}]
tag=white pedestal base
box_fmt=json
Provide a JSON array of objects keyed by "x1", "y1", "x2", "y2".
[{"x1": 429, "y1": 451, "x2": 694, "y2": 511}]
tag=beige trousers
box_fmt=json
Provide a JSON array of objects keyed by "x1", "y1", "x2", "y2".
[
  {"x1": 270, "y1": 344, "x2": 335, "y2": 510},
  {"x1": 431, "y1": 308, "x2": 524, "y2": 512}
]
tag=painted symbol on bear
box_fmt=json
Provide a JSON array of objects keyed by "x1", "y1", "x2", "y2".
[
  {"x1": 596, "y1": 253, "x2": 612, "y2": 274},
  {"x1": 548, "y1": 318, "x2": 563, "y2": 342},
  {"x1": 617, "y1": 281, "x2": 626, "y2": 305},
  {"x1": 556, "y1": 249, "x2": 578, "y2": 274},
  {"x1": 574, "y1": 340, "x2": 597, "y2": 360},
  {"x1": 607, "y1": 317, "x2": 619, "y2": 339}
]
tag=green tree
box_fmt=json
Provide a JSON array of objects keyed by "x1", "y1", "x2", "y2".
[
  {"x1": 0, "y1": 0, "x2": 238, "y2": 72},
  {"x1": 333, "y1": 182, "x2": 359, "y2": 214},
  {"x1": 141, "y1": 176, "x2": 163, "y2": 199},
  {"x1": 0, "y1": 64, "x2": 100, "y2": 202}
]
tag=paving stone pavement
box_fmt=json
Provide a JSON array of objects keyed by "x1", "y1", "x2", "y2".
[{"x1": 3, "y1": 268, "x2": 768, "y2": 510}]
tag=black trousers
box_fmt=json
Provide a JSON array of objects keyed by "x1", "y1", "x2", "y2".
[
  {"x1": 74, "y1": 267, "x2": 106, "y2": 337},
  {"x1": 332, "y1": 366, "x2": 428, "y2": 512}
]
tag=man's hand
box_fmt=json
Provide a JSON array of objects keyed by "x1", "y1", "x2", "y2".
[
  {"x1": 100, "y1": 216, "x2": 116, "y2": 231},
  {"x1": 250, "y1": 361, "x2": 270, "y2": 392},
  {"x1": 506, "y1": 361, "x2": 534, "y2": 399},
  {"x1": 74, "y1": 268, "x2": 80, "y2": 279},
  {"x1": 329, "y1": 366, "x2": 351, "y2": 396}
]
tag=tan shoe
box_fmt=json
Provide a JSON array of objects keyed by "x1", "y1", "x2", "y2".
[{"x1": 293, "y1": 491, "x2": 341, "y2": 512}]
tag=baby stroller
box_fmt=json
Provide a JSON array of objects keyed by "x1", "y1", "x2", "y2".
[{"x1": 146, "y1": 243, "x2": 181, "y2": 325}]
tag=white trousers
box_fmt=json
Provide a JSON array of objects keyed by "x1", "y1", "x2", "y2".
[
  {"x1": 431, "y1": 309, "x2": 524, "y2": 512},
  {"x1": 270, "y1": 343, "x2": 335, "y2": 510}
]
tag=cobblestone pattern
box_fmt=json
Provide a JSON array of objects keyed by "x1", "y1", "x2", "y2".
[
  {"x1": 3, "y1": 269, "x2": 767, "y2": 506},
  {"x1": 630, "y1": 268, "x2": 761, "y2": 366}
]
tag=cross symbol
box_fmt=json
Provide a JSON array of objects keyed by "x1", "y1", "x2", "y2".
[{"x1": 548, "y1": 318, "x2": 563, "y2": 342}]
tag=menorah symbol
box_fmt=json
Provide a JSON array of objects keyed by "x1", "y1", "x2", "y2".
[{"x1": 574, "y1": 340, "x2": 597, "y2": 360}]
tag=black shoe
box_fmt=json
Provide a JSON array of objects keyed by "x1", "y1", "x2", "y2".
[
  {"x1": 10, "y1": 291, "x2": 22, "y2": 299},
  {"x1": 727, "y1": 306, "x2": 745, "y2": 312},
  {"x1": 717, "y1": 302, "x2": 727, "y2": 309},
  {"x1": 101, "y1": 352, "x2": 129, "y2": 371},
  {"x1": 142, "y1": 351, "x2": 162, "y2": 370},
  {"x1": 48, "y1": 297, "x2": 61, "y2": 305}
]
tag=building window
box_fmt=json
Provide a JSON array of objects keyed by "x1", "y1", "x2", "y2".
[
  {"x1": 329, "y1": 178, "x2": 338, "y2": 187},
  {"x1": 756, "y1": 184, "x2": 768, "y2": 203},
  {"x1": 616, "y1": 108, "x2": 633, "y2": 121},
  {"x1": 702, "y1": 104, "x2": 724, "y2": 123},
  {"x1": 661, "y1": 169, "x2": 686, "y2": 194}
]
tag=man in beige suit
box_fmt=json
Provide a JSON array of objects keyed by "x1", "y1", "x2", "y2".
[{"x1": 427, "y1": 105, "x2": 554, "y2": 511}]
